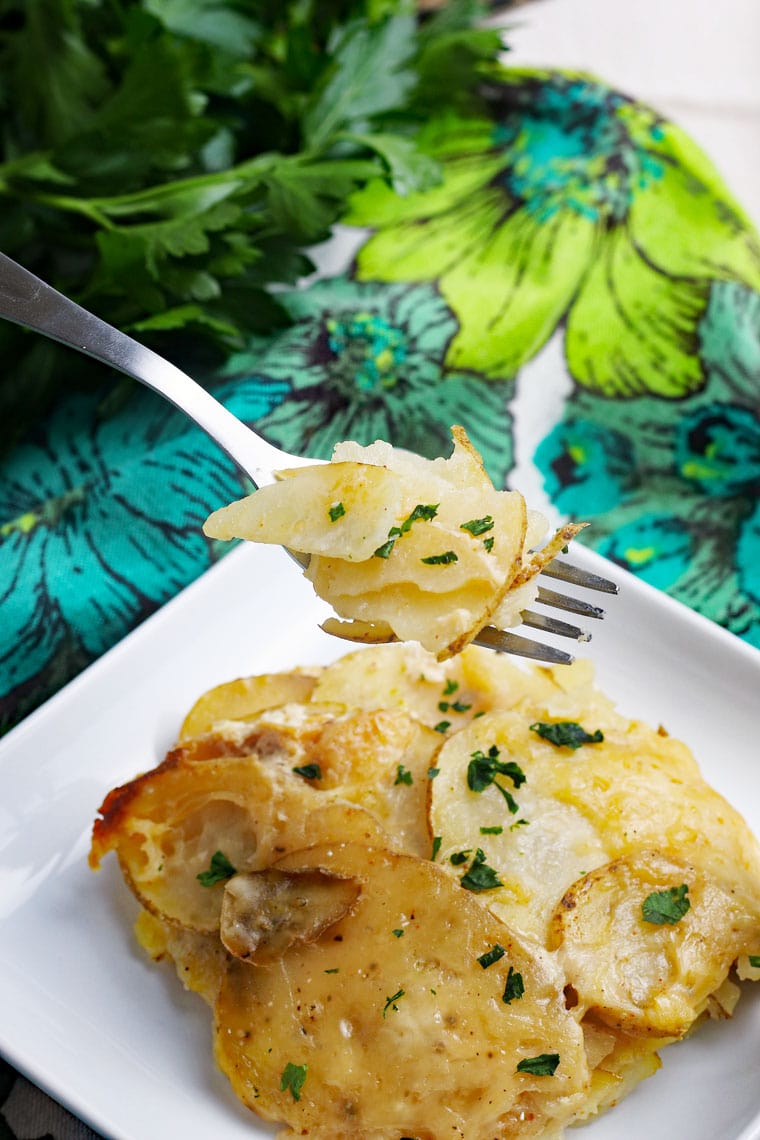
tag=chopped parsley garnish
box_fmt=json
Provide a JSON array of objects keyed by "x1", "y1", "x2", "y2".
[
  {"x1": 382, "y1": 988, "x2": 406, "y2": 1018},
  {"x1": 483, "y1": 536, "x2": 495, "y2": 553},
  {"x1": 460, "y1": 515, "x2": 494, "y2": 537},
  {"x1": 434, "y1": 720, "x2": 451, "y2": 733},
  {"x1": 427, "y1": 767, "x2": 440, "y2": 780},
  {"x1": 280, "y1": 1062, "x2": 308, "y2": 1101},
  {"x1": 480, "y1": 825, "x2": 503, "y2": 835},
  {"x1": 467, "y1": 745, "x2": 526, "y2": 814},
  {"x1": 392, "y1": 928, "x2": 404, "y2": 938},
  {"x1": 749, "y1": 956, "x2": 760, "y2": 968},
  {"x1": 439, "y1": 699, "x2": 471, "y2": 713},
  {"x1": 642, "y1": 883, "x2": 691, "y2": 925},
  {"x1": 529, "y1": 721, "x2": 604, "y2": 750},
  {"x1": 373, "y1": 504, "x2": 438, "y2": 558},
  {"x1": 431, "y1": 835, "x2": 442, "y2": 861},
  {"x1": 421, "y1": 550, "x2": 458, "y2": 565},
  {"x1": 450, "y1": 850, "x2": 471, "y2": 866},
  {"x1": 293, "y1": 762, "x2": 322, "y2": 780},
  {"x1": 196, "y1": 850, "x2": 237, "y2": 887},
  {"x1": 374, "y1": 537, "x2": 397, "y2": 559},
  {"x1": 510, "y1": 819, "x2": 529, "y2": 831},
  {"x1": 460, "y1": 848, "x2": 503, "y2": 892},
  {"x1": 324, "y1": 968, "x2": 339, "y2": 974},
  {"x1": 394, "y1": 764, "x2": 413, "y2": 786},
  {"x1": 502, "y1": 966, "x2": 524, "y2": 1004},
  {"x1": 443, "y1": 679, "x2": 459, "y2": 695},
  {"x1": 396, "y1": 503, "x2": 438, "y2": 533},
  {"x1": 477, "y1": 943, "x2": 506, "y2": 969},
  {"x1": 328, "y1": 502, "x2": 345, "y2": 522},
  {"x1": 516, "y1": 1053, "x2": 560, "y2": 1076}
]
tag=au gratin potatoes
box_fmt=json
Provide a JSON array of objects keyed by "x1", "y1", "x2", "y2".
[
  {"x1": 90, "y1": 643, "x2": 760, "y2": 1139},
  {"x1": 202, "y1": 427, "x2": 583, "y2": 658}
]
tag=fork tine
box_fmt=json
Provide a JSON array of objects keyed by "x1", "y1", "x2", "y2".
[
  {"x1": 541, "y1": 560, "x2": 619, "y2": 594},
  {"x1": 520, "y1": 610, "x2": 591, "y2": 642},
  {"x1": 473, "y1": 625, "x2": 575, "y2": 665},
  {"x1": 536, "y1": 586, "x2": 606, "y2": 620}
]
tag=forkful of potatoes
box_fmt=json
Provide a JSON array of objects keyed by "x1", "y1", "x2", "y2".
[{"x1": 0, "y1": 250, "x2": 617, "y2": 665}]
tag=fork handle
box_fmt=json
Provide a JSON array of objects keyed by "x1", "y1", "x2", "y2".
[{"x1": 0, "y1": 250, "x2": 295, "y2": 487}]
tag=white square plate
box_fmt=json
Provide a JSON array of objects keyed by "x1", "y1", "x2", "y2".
[{"x1": 2, "y1": 541, "x2": 760, "y2": 1140}]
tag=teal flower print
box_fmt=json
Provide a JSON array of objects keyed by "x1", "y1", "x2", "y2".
[
  {"x1": 536, "y1": 420, "x2": 637, "y2": 516},
  {"x1": 221, "y1": 276, "x2": 516, "y2": 486},
  {"x1": 675, "y1": 405, "x2": 760, "y2": 497},
  {"x1": 533, "y1": 279, "x2": 760, "y2": 646},
  {"x1": 737, "y1": 502, "x2": 760, "y2": 611},
  {"x1": 0, "y1": 376, "x2": 285, "y2": 731},
  {"x1": 597, "y1": 514, "x2": 695, "y2": 593},
  {"x1": 347, "y1": 69, "x2": 760, "y2": 397}
]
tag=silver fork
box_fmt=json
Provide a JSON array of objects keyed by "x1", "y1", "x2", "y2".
[{"x1": 0, "y1": 251, "x2": 616, "y2": 665}]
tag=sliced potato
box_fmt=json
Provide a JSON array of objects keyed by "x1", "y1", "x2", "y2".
[
  {"x1": 134, "y1": 909, "x2": 229, "y2": 1005},
  {"x1": 429, "y1": 681, "x2": 760, "y2": 944},
  {"x1": 570, "y1": 1022, "x2": 663, "y2": 1125},
  {"x1": 220, "y1": 868, "x2": 360, "y2": 964},
  {"x1": 180, "y1": 671, "x2": 319, "y2": 739},
  {"x1": 307, "y1": 478, "x2": 528, "y2": 658},
  {"x1": 214, "y1": 842, "x2": 589, "y2": 1139},
  {"x1": 549, "y1": 850, "x2": 760, "y2": 1037},
  {"x1": 90, "y1": 699, "x2": 437, "y2": 932},
  {"x1": 203, "y1": 461, "x2": 405, "y2": 560},
  {"x1": 312, "y1": 642, "x2": 480, "y2": 728},
  {"x1": 202, "y1": 426, "x2": 570, "y2": 660}
]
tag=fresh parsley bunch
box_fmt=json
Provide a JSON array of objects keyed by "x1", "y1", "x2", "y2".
[{"x1": 0, "y1": 0, "x2": 506, "y2": 453}]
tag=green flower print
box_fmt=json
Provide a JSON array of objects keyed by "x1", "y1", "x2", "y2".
[
  {"x1": 347, "y1": 69, "x2": 760, "y2": 397},
  {"x1": 0, "y1": 376, "x2": 285, "y2": 732},
  {"x1": 220, "y1": 276, "x2": 515, "y2": 486},
  {"x1": 534, "y1": 280, "x2": 760, "y2": 647}
]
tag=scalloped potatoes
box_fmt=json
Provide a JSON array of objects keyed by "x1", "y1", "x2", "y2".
[
  {"x1": 91, "y1": 644, "x2": 760, "y2": 1138},
  {"x1": 202, "y1": 427, "x2": 583, "y2": 659}
]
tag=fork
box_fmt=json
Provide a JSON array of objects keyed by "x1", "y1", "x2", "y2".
[{"x1": 0, "y1": 250, "x2": 616, "y2": 665}]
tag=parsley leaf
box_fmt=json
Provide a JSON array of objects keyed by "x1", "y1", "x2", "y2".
[
  {"x1": 196, "y1": 849, "x2": 237, "y2": 887},
  {"x1": 397, "y1": 503, "x2": 439, "y2": 533},
  {"x1": 382, "y1": 988, "x2": 406, "y2": 1017},
  {"x1": 421, "y1": 550, "x2": 458, "y2": 565},
  {"x1": 516, "y1": 1053, "x2": 560, "y2": 1076},
  {"x1": 460, "y1": 515, "x2": 494, "y2": 536},
  {"x1": 529, "y1": 721, "x2": 604, "y2": 750},
  {"x1": 0, "y1": 2, "x2": 509, "y2": 454},
  {"x1": 280, "y1": 1061, "x2": 307, "y2": 1101},
  {"x1": 293, "y1": 763, "x2": 322, "y2": 780},
  {"x1": 749, "y1": 955, "x2": 760, "y2": 968},
  {"x1": 477, "y1": 943, "x2": 505, "y2": 969},
  {"x1": 502, "y1": 966, "x2": 524, "y2": 1004},
  {"x1": 467, "y1": 745, "x2": 525, "y2": 814},
  {"x1": 394, "y1": 764, "x2": 413, "y2": 785},
  {"x1": 641, "y1": 883, "x2": 691, "y2": 925},
  {"x1": 373, "y1": 503, "x2": 438, "y2": 558},
  {"x1": 329, "y1": 502, "x2": 345, "y2": 521},
  {"x1": 373, "y1": 537, "x2": 397, "y2": 559},
  {"x1": 460, "y1": 848, "x2": 503, "y2": 892}
]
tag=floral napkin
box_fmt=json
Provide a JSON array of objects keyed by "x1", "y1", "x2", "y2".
[{"x1": 2, "y1": 60, "x2": 760, "y2": 1140}]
